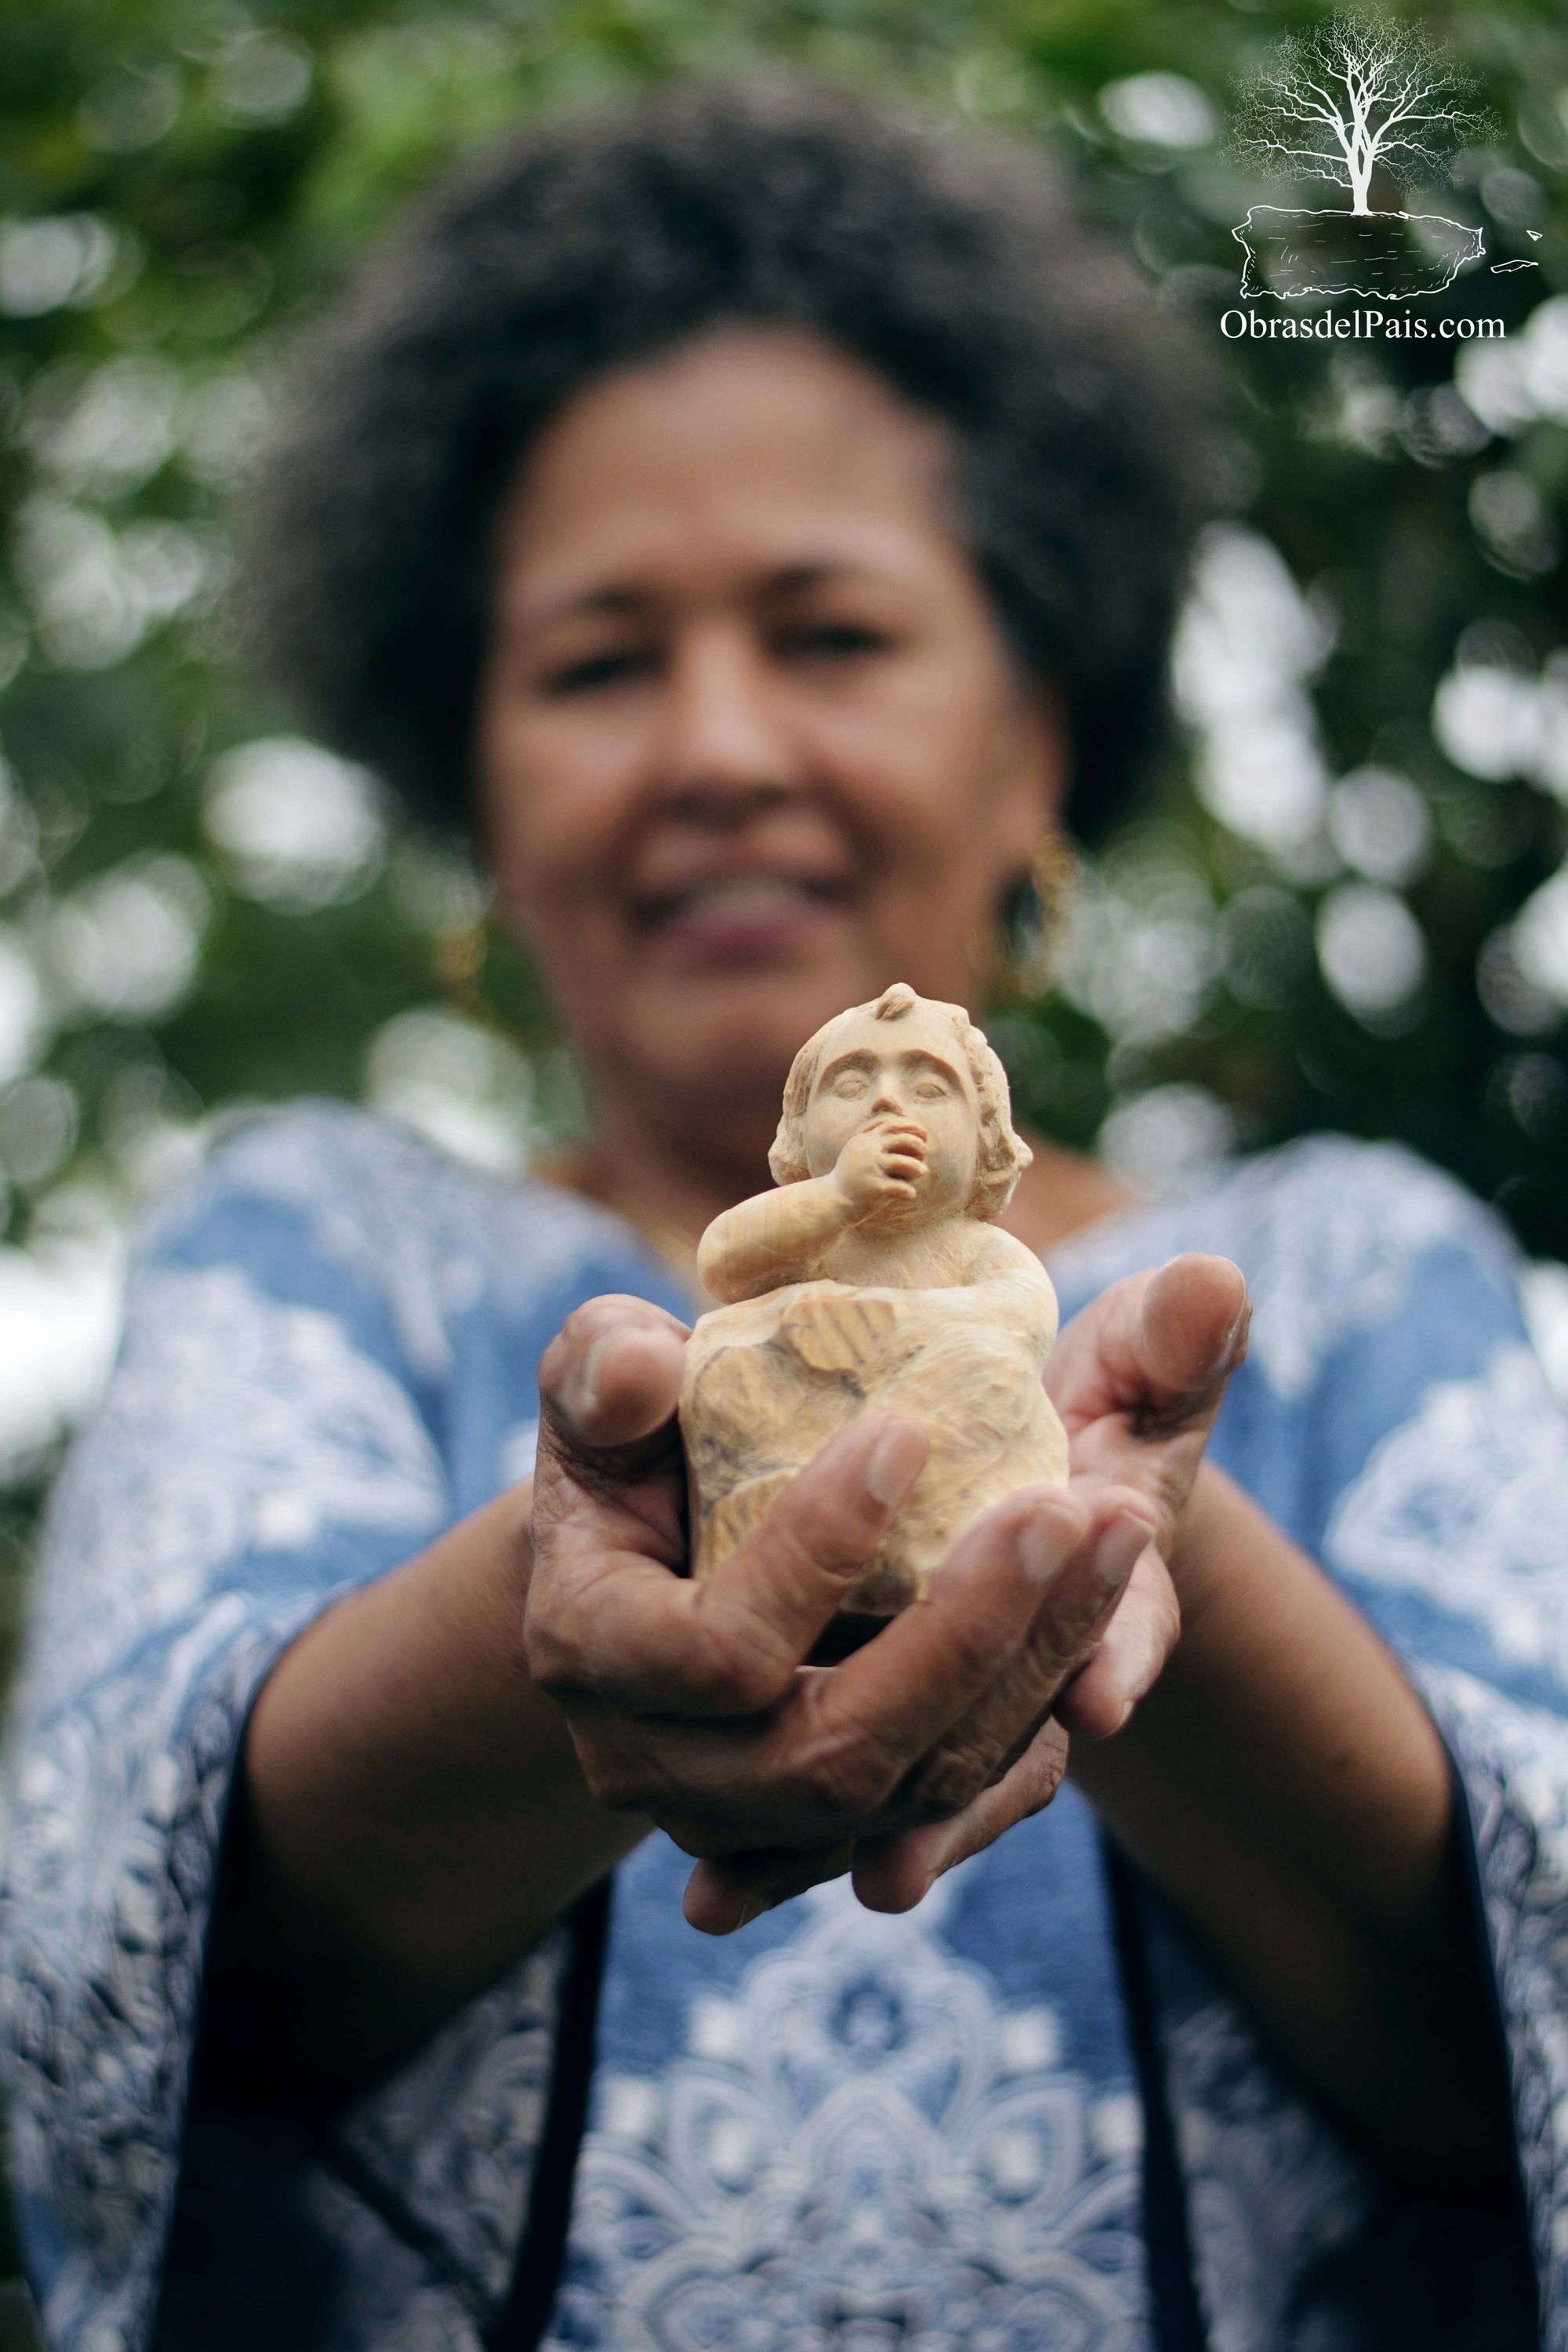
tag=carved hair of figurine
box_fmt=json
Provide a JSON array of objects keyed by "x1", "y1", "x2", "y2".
[{"x1": 768, "y1": 981, "x2": 1032, "y2": 1218}]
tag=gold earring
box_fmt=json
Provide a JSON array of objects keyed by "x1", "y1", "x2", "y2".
[
  {"x1": 1031, "y1": 829, "x2": 1080, "y2": 924},
  {"x1": 1001, "y1": 829, "x2": 1080, "y2": 1000},
  {"x1": 433, "y1": 917, "x2": 489, "y2": 1013}
]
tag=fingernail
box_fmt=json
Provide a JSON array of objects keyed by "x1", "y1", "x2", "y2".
[
  {"x1": 1091, "y1": 1514, "x2": 1152, "y2": 1597},
  {"x1": 1018, "y1": 1504, "x2": 1077, "y2": 1586},
  {"x1": 704, "y1": 1896, "x2": 754, "y2": 1937},
  {"x1": 865, "y1": 1422, "x2": 925, "y2": 1508},
  {"x1": 575, "y1": 1333, "x2": 612, "y2": 1421}
]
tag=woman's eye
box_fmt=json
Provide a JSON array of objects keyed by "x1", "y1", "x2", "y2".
[
  {"x1": 831, "y1": 1074, "x2": 866, "y2": 1097},
  {"x1": 543, "y1": 648, "x2": 651, "y2": 696},
  {"x1": 778, "y1": 622, "x2": 886, "y2": 661},
  {"x1": 914, "y1": 1080, "x2": 948, "y2": 1101}
]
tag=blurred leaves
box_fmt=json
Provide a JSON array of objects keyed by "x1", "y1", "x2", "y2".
[{"x1": 0, "y1": 0, "x2": 1564, "y2": 1508}]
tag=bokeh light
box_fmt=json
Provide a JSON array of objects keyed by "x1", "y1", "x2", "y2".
[{"x1": 202, "y1": 738, "x2": 387, "y2": 912}]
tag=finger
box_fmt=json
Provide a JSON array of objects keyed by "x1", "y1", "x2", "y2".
[
  {"x1": 1047, "y1": 1254, "x2": 1250, "y2": 1429},
  {"x1": 1139, "y1": 1254, "x2": 1252, "y2": 1405},
  {"x1": 531, "y1": 1411, "x2": 928, "y2": 1717},
  {"x1": 602, "y1": 1493, "x2": 1088, "y2": 1844},
  {"x1": 539, "y1": 1294, "x2": 691, "y2": 1454},
  {"x1": 549, "y1": 1485, "x2": 1138, "y2": 1841},
  {"x1": 683, "y1": 1838, "x2": 857, "y2": 1935},
  {"x1": 1055, "y1": 1541, "x2": 1181, "y2": 1738},
  {"x1": 860, "y1": 1496, "x2": 1155, "y2": 1835},
  {"x1": 776, "y1": 1486, "x2": 1092, "y2": 1817},
  {"x1": 684, "y1": 1411, "x2": 929, "y2": 1693},
  {"x1": 851, "y1": 1718, "x2": 1073, "y2": 1913}
]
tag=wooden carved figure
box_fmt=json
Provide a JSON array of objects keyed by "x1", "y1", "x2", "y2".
[{"x1": 679, "y1": 982, "x2": 1069, "y2": 1616}]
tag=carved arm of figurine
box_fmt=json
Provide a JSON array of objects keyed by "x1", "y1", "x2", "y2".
[{"x1": 696, "y1": 1118, "x2": 931, "y2": 1302}]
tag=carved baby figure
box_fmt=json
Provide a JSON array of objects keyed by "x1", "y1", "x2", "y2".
[{"x1": 679, "y1": 982, "x2": 1069, "y2": 1615}]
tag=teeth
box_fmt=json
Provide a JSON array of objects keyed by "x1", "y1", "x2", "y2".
[{"x1": 666, "y1": 877, "x2": 824, "y2": 916}]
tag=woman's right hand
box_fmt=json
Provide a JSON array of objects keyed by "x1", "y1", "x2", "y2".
[{"x1": 527, "y1": 1294, "x2": 1156, "y2": 1932}]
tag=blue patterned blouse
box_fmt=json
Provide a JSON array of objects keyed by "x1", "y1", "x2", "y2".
[{"x1": 0, "y1": 1099, "x2": 1561, "y2": 2351}]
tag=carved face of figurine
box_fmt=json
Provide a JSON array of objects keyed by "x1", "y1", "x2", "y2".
[
  {"x1": 772, "y1": 981, "x2": 1031, "y2": 1220},
  {"x1": 800, "y1": 998, "x2": 982, "y2": 1225}
]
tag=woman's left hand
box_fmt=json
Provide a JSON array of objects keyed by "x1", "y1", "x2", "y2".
[
  {"x1": 685, "y1": 1250, "x2": 1250, "y2": 1925},
  {"x1": 837, "y1": 1250, "x2": 1251, "y2": 1907},
  {"x1": 1044, "y1": 1249, "x2": 1250, "y2": 1741}
]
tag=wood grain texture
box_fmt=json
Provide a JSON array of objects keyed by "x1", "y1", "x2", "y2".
[{"x1": 680, "y1": 985, "x2": 1069, "y2": 1614}]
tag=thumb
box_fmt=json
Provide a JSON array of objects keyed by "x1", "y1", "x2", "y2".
[
  {"x1": 1137, "y1": 1254, "x2": 1250, "y2": 1410},
  {"x1": 538, "y1": 1294, "x2": 690, "y2": 1457}
]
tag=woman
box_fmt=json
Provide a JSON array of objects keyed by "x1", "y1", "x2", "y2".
[{"x1": 0, "y1": 71, "x2": 1556, "y2": 2352}]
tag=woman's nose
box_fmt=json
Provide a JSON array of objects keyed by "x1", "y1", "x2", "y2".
[{"x1": 652, "y1": 623, "x2": 802, "y2": 818}]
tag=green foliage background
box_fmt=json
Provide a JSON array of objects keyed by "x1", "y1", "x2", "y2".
[{"x1": 0, "y1": 0, "x2": 1566, "y2": 1634}]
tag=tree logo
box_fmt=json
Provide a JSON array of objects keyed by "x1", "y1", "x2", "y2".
[{"x1": 1226, "y1": 10, "x2": 1512, "y2": 301}]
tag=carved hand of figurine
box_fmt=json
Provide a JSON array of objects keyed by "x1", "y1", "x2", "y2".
[
  {"x1": 831, "y1": 1117, "x2": 928, "y2": 1220},
  {"x1": 527, "y1": 1293, "x2": 1156, "y2": 1932}
]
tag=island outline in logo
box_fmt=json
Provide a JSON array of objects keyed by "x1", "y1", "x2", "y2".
[{"x1": 1225, "y1": 9, "x2": 1525, "y2": 303}]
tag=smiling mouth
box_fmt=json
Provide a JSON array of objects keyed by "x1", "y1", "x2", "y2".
[{"x1": 631, "y1": 871, "x2": 852, "y2": 933}]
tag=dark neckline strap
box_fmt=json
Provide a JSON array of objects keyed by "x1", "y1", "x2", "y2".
[
  {"x1": 485, "y1": 1877, "x2": 613, "y2": 2352},
  {"x1": 1103, "y1": 1836, "x2": 1210, "y2": 2352}
]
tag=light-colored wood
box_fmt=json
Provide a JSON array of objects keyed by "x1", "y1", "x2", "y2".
[{"x1": 680, "y1": 984, "x2": 1069, "y2": 1613}]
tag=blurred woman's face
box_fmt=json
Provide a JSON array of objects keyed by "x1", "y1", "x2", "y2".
[{"x1": 475, "y1": 325, "x2": 1062, "y2": 1160}]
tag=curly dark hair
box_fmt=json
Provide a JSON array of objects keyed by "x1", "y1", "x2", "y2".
[{"x1": 241, "y1": 69, "x2": 1218, "y2": 847}]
